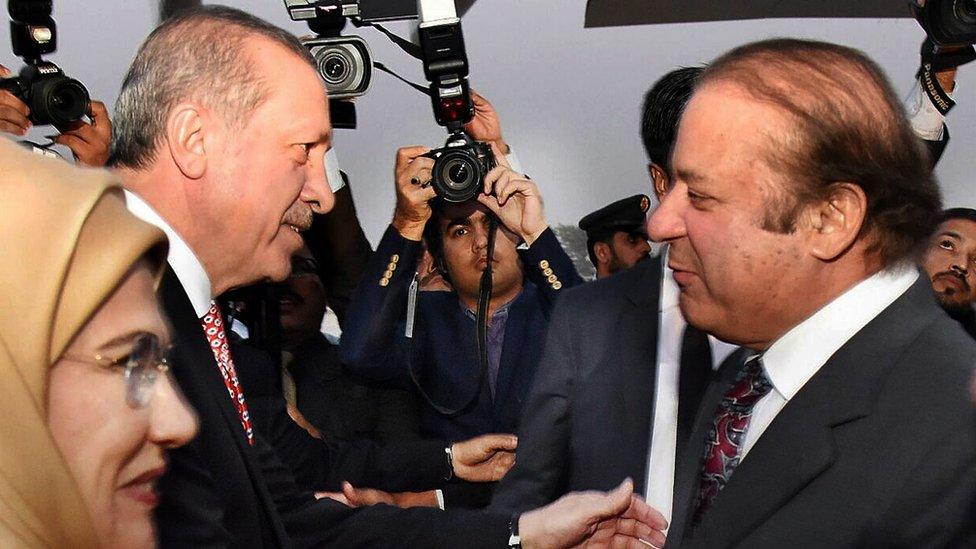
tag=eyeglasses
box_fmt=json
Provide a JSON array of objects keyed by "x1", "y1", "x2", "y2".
[{"x1": 63, "y1": 333, "x2": 171, "y2": 409}]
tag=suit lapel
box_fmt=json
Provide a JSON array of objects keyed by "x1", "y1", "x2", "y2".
[
  {"x1": 674, "y1": 279, "x2": 940, "y2": 548},
  {"x1": 160, "y1": 269, "x2": 290, "y2": 547},
  {"x1": 604, "y1": 259, "x2": 663, "y2": 492}
]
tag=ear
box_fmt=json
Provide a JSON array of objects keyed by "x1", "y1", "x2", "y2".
[
  {"x1": 803, "y1": 182, "x2": 867, "y2": 262},
  {"x1": 649, "y1": 163, "x2": 670, "y2": 201},
  {"x1": 165, "y1": 103, "x2": 209, "y2": 180},
  {"x1": 594, "y1": 241, "x2": 612, "y2": 266}
]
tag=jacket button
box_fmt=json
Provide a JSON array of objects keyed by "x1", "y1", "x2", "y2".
[
  {"x1": 543, "y1": 267, "x2": 553, "y2": 277},
  {"x1": 383, "y1": 269, "x2": 394, "y2": 279},
  {"x1": 547, "y1": 274, "x2": 558, "y2": 284},
  {"x1": 552, "y1": 281, "x2": 563, "y2": 290},
  {"x1": 538, "y1": 259, "x2": 550, "y2": 270},
  {"x1": 387, "y1": 262, "x2": 398, "y2": 272},
  {"x1": 379, "y1": 278, "x2": 390, "y2": 287},
  {"x1": 391, "y1": 254, "x2": 400, "y2": 263}
]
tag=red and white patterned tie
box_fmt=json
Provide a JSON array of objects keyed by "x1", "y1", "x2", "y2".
[
  {"x1": 693, "y1": 355, "x2": 772, "y2": 523},
  {"x1": 200, "y1": 302, "x2": 255, "y2": 445}
]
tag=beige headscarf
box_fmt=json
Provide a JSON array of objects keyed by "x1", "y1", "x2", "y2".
[{"x1": 0, "y1": 138, "x2": 167, "y2": 548}]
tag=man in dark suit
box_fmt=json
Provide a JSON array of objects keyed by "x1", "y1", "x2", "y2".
[
  {"x1": 648, "y1": 38, "x2": 976, "y2": 547},
  {"x1": 340, "y1": 146, "x2": 584, "y2": 443},
  {"x1": 109, "y1": 6, "x2": 666, "y2": 547},
  {"x1": 491, "y1": 67, "x2": 740, "y2": 526}
]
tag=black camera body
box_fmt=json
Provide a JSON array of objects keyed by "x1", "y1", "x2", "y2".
[
  {"x1": 424, "y1": 131, "x2": 495, "y2": 203},
  {"x1": 912, "y1": 0, "x2": 976, "y2": 46},
  {"x1": 3, "y1": 0, "x2": 90, "y2": 126}
]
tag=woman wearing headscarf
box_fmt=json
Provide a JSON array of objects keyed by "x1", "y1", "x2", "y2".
[{"x1": 0, "y1": 137, "x2": 198, "y2": 548}]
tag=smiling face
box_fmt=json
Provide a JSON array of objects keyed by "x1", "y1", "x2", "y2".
[
  {"x1": 202, "y1": 36, "x2": 334, "y2": 288},
  {"x1": 922, "y1": 218, "x2": 976, "y2": 311},
  {"x1": 47, "y1": 262, "x2": 197, "y2": 549},
  {"x1": 647, "y1": 82, "x2": 820, "y2": 348},
  {"x1": 437, "y1": 203, "x2": 524, "y2": 304}
]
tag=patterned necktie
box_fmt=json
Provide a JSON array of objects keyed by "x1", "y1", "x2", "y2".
[
  {"x1": 693, "y1": 354, "x2": 772, "y2": 523},
  {"x1": 200, "y1": 302, "x2": 255, "y2": 445}
]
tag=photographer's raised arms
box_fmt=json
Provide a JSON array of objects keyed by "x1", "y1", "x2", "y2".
[{"x1": 1, "y1": 1, "x2": 976, "y2": 548}]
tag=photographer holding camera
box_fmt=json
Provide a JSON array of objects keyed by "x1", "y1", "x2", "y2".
[
  {"x1": 0, "y1": 65, "x2": 111, "y2": 166},
  {"x1": 340, "y1": 94, "x2": 583, "y2": 457}
]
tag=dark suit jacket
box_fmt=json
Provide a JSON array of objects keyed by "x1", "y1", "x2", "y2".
[
  {"x1": 156, "y1": 268, "x2": 513, "y2": 548},
  {"x1": 231, "y1": 339, "x2": 443, "y2": 494},
  {"x1": 667, "y1": 278, "x2": 976, "y2": 548},
  {"x1": 340, "y1": 225, "x2": 583, "y2": 441},
  {"x1": 491, "y1": 258, "x2": 664, "y2": 512},
  {"x1": 287, "y1": 333, "x2": 420, "y2": 442}
]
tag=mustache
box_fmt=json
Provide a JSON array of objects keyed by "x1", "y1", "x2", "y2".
[
  {"x1": 935, "y1": 270, "x2": 970, "y2": 292},
  {"x1": 283, "y1": 202, "x2": 313, "y2": 231},
  {"x1": 274, "y1": 285, "x2": 304, "y2": 305}
]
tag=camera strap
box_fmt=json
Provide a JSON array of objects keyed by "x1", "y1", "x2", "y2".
[
  {"x1": 916, "y1": 38, "x2": 976, "y2": 116},
  {"x1": 405, "y1": 213, "x2": 498, "y2": 417},
  {"x1": 351, "y1": 19, "x2": 437, "y2": 98}
]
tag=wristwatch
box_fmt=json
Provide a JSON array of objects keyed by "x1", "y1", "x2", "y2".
[
  {"x1": 444, "y1": 445, "x2": 454, "y2": 482},
  {"x1": 508, "y1": 513, "x2": 522, "y2": 548}
]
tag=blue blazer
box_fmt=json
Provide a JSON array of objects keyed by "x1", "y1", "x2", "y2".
[{"x1": 340, "y1": 225, "x2": 583, "y2": 441}]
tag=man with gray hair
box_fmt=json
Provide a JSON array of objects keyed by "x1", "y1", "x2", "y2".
[
  {"x1": 111, "y1": 6, "x2": 667, "y2": 548},
  {"x1": 650, "y1": 39, "x2": 976, "y2": 547}
]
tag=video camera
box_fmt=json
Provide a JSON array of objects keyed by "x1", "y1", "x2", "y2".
[
  {"x1": 0, "y1": 0, "x2": 90, "y2": 126},
  {"x1": 912, "y1": 0, "x2": 976, "y2": 46}
]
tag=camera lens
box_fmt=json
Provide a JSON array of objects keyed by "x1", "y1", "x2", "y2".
[
  {"x1": 324, "y1": 56, "x2": 347, "y2": 80},
  {"x1": 955, "y1": 0, "x2": 976, "y2": 23},
  {"x1": 432, "y1": 149, "x2": 482, "y2": 203},
  {"x1": 31, "y1": 75, "x2": 90, "y2": 126}
]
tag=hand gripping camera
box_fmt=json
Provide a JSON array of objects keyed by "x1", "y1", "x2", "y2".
[
  {"x1": 0, "y1": 0, "x2": 90, "y2": 126},
  {"x1": 912, "y1": 0, "x2": 976, "y2": 46}
]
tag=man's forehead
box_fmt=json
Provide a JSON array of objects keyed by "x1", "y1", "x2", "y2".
[
  {"x1": 439, "y1": 201, "x2": 491, "y2": 226},
  {"x1": 940, "y1": 219, "x2": 976, "y2": 241}
]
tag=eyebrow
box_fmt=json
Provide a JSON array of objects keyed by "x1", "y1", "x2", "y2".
[
  {"x1": 939, "y1": 231, "x2": 962, "y2": 240},
  {"x1": 446, "y1": 217, "x2": 473, "y2": 230},
  {"x1": 675, "y1": 167, "x2": 708, "y2": 184},
  {"x1": 96, "y1": 330, "x2": 151, "y2": 354}
]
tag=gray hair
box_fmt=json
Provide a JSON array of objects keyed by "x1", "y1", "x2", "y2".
[{"x1": 108, "y1": 5, "x2": 316, "y2": 169}]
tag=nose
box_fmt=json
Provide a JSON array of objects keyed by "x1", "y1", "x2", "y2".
[
  {"x1": 950, "y1": 262, "x2": 968, "y2": 276},
  {"x1": 301, "y1": 153, "x2": 335, "y2": 215},
  {"x1": 646, "y1": 181, "x2": 688, "y2": 243},
  {"x1": 636, "y1": 236, "x2": 652, "y2": 254},
  {"x1": 148, "y1": 373, "x2": 198, "y2": 449},
  {"x1": 473, "y1": 223, "x2": 490, "y2": 252}
]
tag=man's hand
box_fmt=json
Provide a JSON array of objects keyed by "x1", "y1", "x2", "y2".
[
  {"x1": 519, "y1": 479, "x2": 668, "y2": 549},
  {"x1": 337, "y1": 482, "x2": 439, "y2": 508},
  {"x1": 0, "y1": 64, "x2": 30, "y2": 136},
  {"x1": 478, "y1": 142, "x2": 548, "y2": 246},
  {"x1": 463, "y1": 90, "x2": 509, "y2": 154},
  {"x1": 392, "y1": 145, "x2": 437, "y2": 241},
  {"x1": 451, "y1": 433, "x2": 517, "y2": 482},
  {"x1": 53, "y1": 100, "x2": 112, "y2": 167}
]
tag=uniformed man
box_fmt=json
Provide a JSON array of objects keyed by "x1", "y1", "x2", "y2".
[{"x1": 579, "y1": 194, "x2": 653, "y2": 279}]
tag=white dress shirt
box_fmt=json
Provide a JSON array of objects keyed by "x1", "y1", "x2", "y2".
[
  {"x1": 124, "y1": 189, "x2": 214, "y2": 317},
  {"x1": 645, "y1": 252, "x2": 738, "y2": 523},
  {"x1": 740, "y1": 266, "x2": 919, "y2": 459}
]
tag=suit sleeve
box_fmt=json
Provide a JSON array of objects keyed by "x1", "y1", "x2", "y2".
[
  {"x1": 518, "y1": 227, "x2": 584, "y2": 313},
  {"x1": 303, "y1": 177, "x2": 373, "y2": 327},
  {"x1": 490, "y1": 290, "x2": 578, "y2": 513},
  {"x1": 339, "y1": 224, "x2": 422, "y2": 385}
]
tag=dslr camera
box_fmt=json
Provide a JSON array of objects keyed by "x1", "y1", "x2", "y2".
[
  {"x1": 912, "y1": 0, "x2": 976, "y2": 46},
  {"x1": 0, "y1": 0, "x2": 90, "y2": 126},
  {"x1": 423, "y1": 131, "x2": 495, "y2": 203}
]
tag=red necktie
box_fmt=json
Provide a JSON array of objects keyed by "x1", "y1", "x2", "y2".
[
  {"x1": 200, "y1": 302, "x2": 255, "y2": 446},
  {"x1": 693, "y1": 355, "x2": 772, "y2": 523}
]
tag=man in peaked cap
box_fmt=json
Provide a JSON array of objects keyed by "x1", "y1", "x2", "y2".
[{"x1": 579, "y1": 194, "x2": 653, "y2": 279}]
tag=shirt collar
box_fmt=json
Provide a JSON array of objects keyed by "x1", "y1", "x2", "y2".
[
  {"x1": 124, "y1": 189, "x2": 214, "y2": 318},
  {"x1": 761, "y1": 265, "x2": 919, "y2": 401},
  {"x1": 660, "y1": 246, "x2": 680, "y2": 312}
]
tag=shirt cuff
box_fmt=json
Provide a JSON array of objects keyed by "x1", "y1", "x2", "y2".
[
  {"x1": 907, "y1": 79, "x2": 954, "y2": 141},
  {"x1": 435, "y1": 489, "x2": 445, "y2": 510}
]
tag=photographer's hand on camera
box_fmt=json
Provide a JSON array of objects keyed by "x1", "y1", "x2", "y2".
[
  {"x1": 0, "y1": 64, "x2": 29, "y2": 136},
  {"x1": 463, "y1": 89, "x2": 509, "y2": 155},
  {"x1": 478, "y1": 142, "x2": 548, "y2": 246},
  {"x1": 52, "y1": 100, "x2": 111, "y2": 167},
  {"x1": 392, "y1": 145, "x2": 437, "y2": 241}
]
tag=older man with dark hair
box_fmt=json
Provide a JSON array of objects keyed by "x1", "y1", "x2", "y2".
[
  {"x1": 110, "y1": 5, "x2": 666, "y2": 548},
  {"x1": 650, "y1": 38, "x2": 976, "y2": 548}
]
